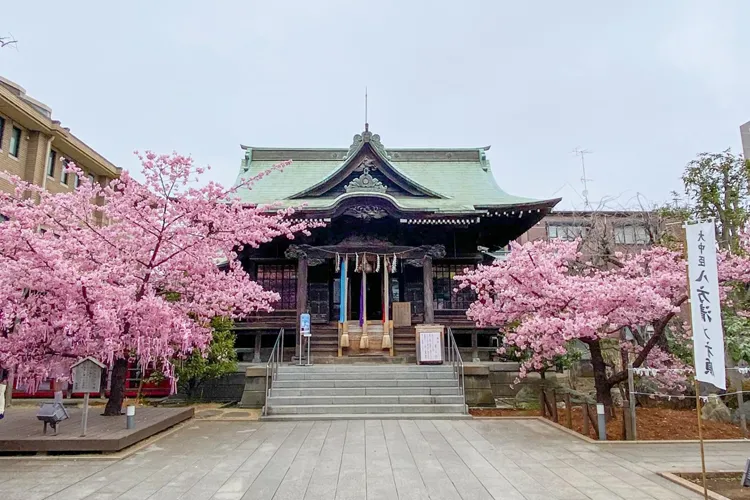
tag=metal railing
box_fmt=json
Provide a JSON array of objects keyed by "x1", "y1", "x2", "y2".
[
  {"x1": 445, "y1": 327, "x2": 465, "y2": 401},
  {"x1": 263, "y1": 327, "x2": 284, "y2": 416}
]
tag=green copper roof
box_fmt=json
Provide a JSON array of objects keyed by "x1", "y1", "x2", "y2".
[{"x1": 234, "y1": 131, "x2": 558, "y2": 214}]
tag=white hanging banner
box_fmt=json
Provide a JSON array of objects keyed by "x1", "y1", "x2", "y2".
[{"x1": 685, "y1": 221, "x2": 726, "y2": 390}]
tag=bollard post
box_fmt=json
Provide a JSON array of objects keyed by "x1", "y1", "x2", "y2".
[
  {"x1": 550, "y1": 391, "x2": 558, "y2": 423},
  {"x1": 539, "y1": 389, "x2": 546, "y2": 418},
  {"x1": 622, "y1": 402, "x2": 633, "y2": 440},
  {"x1": 596, "y1": 403, "x2": 607, "y2": 440},
  {"x1": 564, "y1": 393, "x2": 573, "y2": 429},
  {"x1": 126, "y1": 405, "x2": 136, "y2": 430},
  {"x1": 582, "y1": 403, "x2": 590, "y2": 436}
]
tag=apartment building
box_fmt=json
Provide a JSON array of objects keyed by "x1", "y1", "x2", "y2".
[
  {"x1": 0, "y1": 76, "x2": 118, "y2": 196},
  {"x1": 516, "y1": 210, "x2": 672, "y2": 263}
]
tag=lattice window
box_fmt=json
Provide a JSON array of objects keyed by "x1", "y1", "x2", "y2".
[
  {"x1": 433, "y1": 263, "x2": 475, "y2": 311},
  {"x1": 256, "y1": 263, "x2": 297, "y2": 310}
]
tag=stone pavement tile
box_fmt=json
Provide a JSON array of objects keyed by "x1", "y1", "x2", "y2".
[
  {"x1": 270, "y1": 421, "x2": 330, "y2": 500},
  {"x1": 517, "y1": 465, "x2": 591, "y2": 500},
  {"x1": 335, "y1": 420, "x2": 367, "y2": 500},
  {"x1": 432, "y1": 420, "x2": 526, "y2": 500},
  {"x1": 304, "y1": 420, "x2": 347, "y2": 500},
  {"x1": 364, "y1": 420, "x2": 398, "y2": 500},
  {"x1": 240, "y1": 421, "x2": 315, "y2": 500},
  {"x1": 206, "y1": 422, "x2": 297, "y2": 500},
  {"x1": 461, "y1": 421, "x2": 577, "y2": 499},
  {"x1": 597, "y1": 464, "x2": 700, "y2": 499},
  {"x1": 116, "y1": 422, "x2": 267, "y2": 500},
  {"x1": 399, "y1": 420, "x2": 463, "y2": 500},
  {"x1": 415, "y1": 420, "x2": 494, "y2": 500},
  {"x1": 546, "y1": 466, "x2": 627, "y2": 500},
  {"x1": 381, "y1": 420, "x2": 430, "y2": 500}
]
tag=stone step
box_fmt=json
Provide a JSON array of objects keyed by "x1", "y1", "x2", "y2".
[
  {"x1": 274, "y1": 372, "x2": 455, "y2": 381},
  {"x1": 277, "y1": 365, "x2": 453, "y2": 373},
  {"x1": 266, "y1": 404, "x2": 467, "y2": 415},
  {"x1": 267, "y1": 395, "x2": 465, "y2": 405},
  {"x1": 261, "y1": 413, "x2": 472, "y2": 421},
  {"x1": 270, "y1": 386, "x2": 461, "y2": 397},
  {"x1": 272, "y1": 378, "x2": 458, "y2": 388}
]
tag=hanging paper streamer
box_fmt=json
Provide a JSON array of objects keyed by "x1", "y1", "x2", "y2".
[
  {"x1": 375, "y1": 254, "x2": 380, "y2": 273},
  {"x1": 335, "y1": 253, "x2": 340, "y2": 272},
  {"x1": 391, "y1": 253, "x2": 397, "y2": 273},
  {"x1": 339, "y1": 258, "x2": 347, "y2": 323},
  {"x1": 355, "y1": 253, "x2": 359, "y2": 272},
  {"x1": 359, "y1": 268, "x2": 365, "y2": 328}
]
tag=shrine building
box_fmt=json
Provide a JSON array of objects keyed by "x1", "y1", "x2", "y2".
[{"x1": 232, "y1": 127, "x2": 560, "y2": 362}]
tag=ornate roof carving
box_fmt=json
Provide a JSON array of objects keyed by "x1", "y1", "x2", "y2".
[
  {"x1": 344, "y1": 205, "x2": 389, "y2": 220},
  {"x1": 344, "y1": 129, "x2": 391, "y2": 160},
  {"x1": 344, "y1": 165, "x2": 387, "y2": 194}
]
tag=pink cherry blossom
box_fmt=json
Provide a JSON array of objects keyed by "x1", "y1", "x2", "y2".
[
  {"x1": 0, "y1": 152, "x2": 312, "y2": 414},
  {"x1": 457, "y1": 239, "x2": 750, "y2": 405}
]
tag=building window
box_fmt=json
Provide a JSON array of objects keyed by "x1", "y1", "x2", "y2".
[
  {"x1": 0, "y1": 116, "x2": 5, "y2": 149},
  {"x1": 61, "y1": 159, "x2": 69, "y2": 185},
  {"x1": 9, "y1": 127, "x2": 21, "y2": 158},
  {"x1": 47, "y1": 150, "x2": 57, "y2": 177},
  {"x1": 547, "y1": 223, "x2": 588, "y2": 241},
  {"x1": 256, "y1": 263, "x2": 297, "y2": 310},
  {"x1": 433, "y1": 263, "x2": 475, "y2": 311},
  {"x1": 614, "y1": 224, "x2": 650, "y2": 245},
  {"x1": 88, "y1": 173, "x2": 97, "y2": 186}
]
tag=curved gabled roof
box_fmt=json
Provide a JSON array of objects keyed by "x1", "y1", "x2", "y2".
[{"x1": 234, "y1": 128, "x2": 559, "y2": 214}]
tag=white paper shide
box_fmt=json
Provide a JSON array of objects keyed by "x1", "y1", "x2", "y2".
[{"x1": 685, "y1": 221, "x2": 726, "y2": 390}]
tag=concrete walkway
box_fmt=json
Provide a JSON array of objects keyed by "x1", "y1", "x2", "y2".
[{"x1": 0, "y1": 418, "x2": 746, "y2": 499}]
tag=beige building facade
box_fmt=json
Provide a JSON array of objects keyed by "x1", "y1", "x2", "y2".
[{"x1": 0, "y1": 76, "x2": 118, "y2": 197}]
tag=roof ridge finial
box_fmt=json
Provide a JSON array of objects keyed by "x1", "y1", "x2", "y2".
[{"x1": 364, "y1": 86, "x2": 369, "y2": 132}]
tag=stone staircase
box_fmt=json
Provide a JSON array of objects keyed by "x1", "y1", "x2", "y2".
[{"x1": 262, "y1": 364, "x2": 469, "y2": 420}]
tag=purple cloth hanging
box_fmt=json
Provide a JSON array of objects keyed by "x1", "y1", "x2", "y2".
[{"x1": 359, "y1": 271, "x2": 365, "y2": 327}]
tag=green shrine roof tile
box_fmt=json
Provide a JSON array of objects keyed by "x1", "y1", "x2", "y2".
[{"x1": 234, "y1": 132, "x2": 558, "y2": 214}]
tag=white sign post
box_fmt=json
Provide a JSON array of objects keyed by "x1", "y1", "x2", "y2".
[
  {"x1": 685, "y1": 220, "x2": 725, "y2": 500},
  {"x1": 685, "y1": 221, "x2": 726, "y2": 389},
  {"x1": 71, "y1": 357, "x2": 106, "y2": 437}
]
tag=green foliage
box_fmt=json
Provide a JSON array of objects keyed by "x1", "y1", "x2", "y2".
[
  {"x1": 723, "y1": 311, "x2": 750, "y2": 364},
  {"x1": 682, "y1": 149, "x2": 750, "y2": 253},
  {"x1": 176, "y1": 317, "x2": 237, "y2": 400}
]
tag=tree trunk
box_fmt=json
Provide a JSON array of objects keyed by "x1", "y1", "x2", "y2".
[
  {"x1": 588, "y1": 340, "x2": 614, "y2": 408},
  {"x1": 103, "y1": 358, "x2": 128, "y2": 416}
]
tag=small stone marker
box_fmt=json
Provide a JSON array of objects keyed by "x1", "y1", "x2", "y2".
[{"x1": 71, "y1": 357, "x2": 106, "y2": 437}]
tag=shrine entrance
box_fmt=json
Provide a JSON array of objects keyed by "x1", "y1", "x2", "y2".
[{"x1": 349, "y1": 269, "x2": 383, "y2": 322}]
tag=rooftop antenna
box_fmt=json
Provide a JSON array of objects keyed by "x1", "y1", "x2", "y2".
[
  {"x1": 364, "y1": 86, "x2": 369, "y2": 132},
  {"x1": 573, "y1": 147, "x2": 593, "y2": 209}
]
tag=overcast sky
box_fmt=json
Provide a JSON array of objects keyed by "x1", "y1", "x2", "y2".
[{"x1": 2, "y1": 1, "x2": 749, "y2": 210}]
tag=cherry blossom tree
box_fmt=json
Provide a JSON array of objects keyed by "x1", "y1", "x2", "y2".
[
  {"x1": 458, "y1": 240, "x2": 700, "y2": 407},
  {"x1": 0, "y1": 152, "x2": 309, "y2": 415}
]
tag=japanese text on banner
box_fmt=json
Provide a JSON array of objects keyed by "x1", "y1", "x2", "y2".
[{"x1": 685, "y1": 221, "x2": 726, "y2": 390}]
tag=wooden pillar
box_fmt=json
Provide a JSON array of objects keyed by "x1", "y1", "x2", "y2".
[
  {"x1": 296, "y1": 257, "x2": 308, "y2": 348},
  {"x1": 253, "y1": 333, "x2": 262, "y2": 363},
  {"x1": 423, "y1": 256, "x2": 434, "y2": 324},
  {"x1": 471, "y1": 331, "x2": 479, "y2": 362}
]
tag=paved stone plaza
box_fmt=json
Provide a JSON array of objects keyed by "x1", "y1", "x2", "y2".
[{"x1": 0, "y1": 418, "x2": 746, "y2": 499}]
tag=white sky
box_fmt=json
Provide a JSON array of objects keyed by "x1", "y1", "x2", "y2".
[{"x1": 2, "y1": 1, "x2": 749, "y2": 209}]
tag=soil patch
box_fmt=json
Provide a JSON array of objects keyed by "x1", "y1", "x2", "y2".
[
  {"x1": 678, "y1": 472, "x2": 750, "y2": 499},
  {"x1": 470, "y1": 407, "x2": 747, "y2": 440}
]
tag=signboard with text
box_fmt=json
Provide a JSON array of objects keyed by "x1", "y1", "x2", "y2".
[
  {"x1": 685, "y1": 221, "x2": 726, "y2": 390},
  {"x1": 418, "y1": 331, "x2": 443, "y2": 364},
  {"x1": 71, "y1": 357, "x2": 105, "y2": 394},
  {"x1": 300, "y1": 313, "x2": 311, "y2": 337}
]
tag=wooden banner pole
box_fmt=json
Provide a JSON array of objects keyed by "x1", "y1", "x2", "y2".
[
  {"x1": 694, "y1": 379, "x2": 708, "y2": 500},
  {"x1": 683, "y1": 224, "x2": 708, "y2": 500}
]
